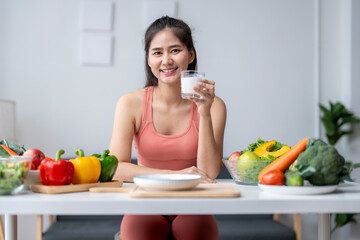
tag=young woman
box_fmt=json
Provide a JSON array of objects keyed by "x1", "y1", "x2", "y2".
[{"x1": 109, "y1": 16, "x2": 226, "y2": 240}]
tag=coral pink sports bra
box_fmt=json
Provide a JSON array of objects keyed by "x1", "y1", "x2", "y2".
[{"x1": 133, "y1": 86, "x2": 200, "y2": 170}]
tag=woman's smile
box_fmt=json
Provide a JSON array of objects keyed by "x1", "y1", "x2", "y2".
[{"x1": 160, "y1": 67, "x2": 178, "y2": 76}]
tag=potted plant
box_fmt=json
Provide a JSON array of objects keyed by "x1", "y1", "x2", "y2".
[{"x1": 319, "y1": 101, "x2": 360, "y2": 233}]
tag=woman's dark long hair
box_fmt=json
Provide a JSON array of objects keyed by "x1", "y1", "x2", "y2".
[{"x1": 144, "y1": 16, "x2": 197, "y2": 87}]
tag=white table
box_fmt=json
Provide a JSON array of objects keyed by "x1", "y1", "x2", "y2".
[{"x1": 1, "y1": 180, "x2": 360, "y2": 240}]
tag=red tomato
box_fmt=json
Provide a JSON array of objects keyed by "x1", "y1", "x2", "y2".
[{"x1": 260, "y1": 169, "x2": 285, "y2": 185}]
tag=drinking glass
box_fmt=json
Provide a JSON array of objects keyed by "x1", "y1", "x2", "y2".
[{"x1": 181, "y1": 70, "x2": 205, "y2": 99}]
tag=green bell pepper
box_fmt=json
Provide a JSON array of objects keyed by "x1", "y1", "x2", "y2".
[{"x1": 92, "y1": 150, "x2": 118, "y2": 182}]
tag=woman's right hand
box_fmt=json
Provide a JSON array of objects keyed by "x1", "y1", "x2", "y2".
[{"x1": 176, "y1": 166, "x2": 216, "y2": 183}]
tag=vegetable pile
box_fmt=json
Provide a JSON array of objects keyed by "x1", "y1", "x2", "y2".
[
  {"x1": 258, "y1": 137, "x2": 348, "y2": 186},
  {"x1": 227, "y1": 138, "x2": 291, "y2": 183},
  {"x1": 40, "y1": 148, "x2": 118, "y2": 186},
  {"x1": 0, "y1": 139, "x2": 119, "y2": 187},
  {"x1": 258, "y1": 138, "x2": 309, "y2": 183}
]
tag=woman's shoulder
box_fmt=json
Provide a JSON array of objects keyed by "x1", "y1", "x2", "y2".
[
  {"x1": 209, "y1": 96, "x2": 226, "y2": 119},
  {"x1": 114, "y1": 89, "x2": 147, "y2": 118},
  {"x1": 213, "y1": 96, "x2": 226, "y2": 110},
  {"x1": 116, "y1": 88, "x2": 145, "y2": 108}
]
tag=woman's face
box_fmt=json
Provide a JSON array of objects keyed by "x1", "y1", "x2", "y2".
[{"x1": 147, "y1": 28, "x2": 194, "y2": 85}]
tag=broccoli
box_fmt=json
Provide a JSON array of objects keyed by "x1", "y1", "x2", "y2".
[{"x1": 294, "y1": 139, "x2": 345, "y2": 185}]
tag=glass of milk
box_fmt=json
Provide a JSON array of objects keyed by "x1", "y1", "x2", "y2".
[{"x1": 181, "y1": 70, "x2": 205, "y2": 99}]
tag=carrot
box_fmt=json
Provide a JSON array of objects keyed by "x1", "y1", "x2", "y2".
[
  {"x1": 258, "y1": 138, "x2": 310, "y2": 182},
  {"x1": 0, "y1": 144, "x2": 19, "y2": 156}
]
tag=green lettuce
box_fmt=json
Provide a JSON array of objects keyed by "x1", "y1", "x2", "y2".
[{"x1": 241, "y1": 138, "x2": 288, "y2": 160}]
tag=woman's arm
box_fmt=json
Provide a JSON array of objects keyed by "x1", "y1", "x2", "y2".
[
  {"x1": 192, "y1": 80, "x2": 227, "y2": 179},
  {"x1": 197, "y1": 97, "x2": 226, "y2": 179}
]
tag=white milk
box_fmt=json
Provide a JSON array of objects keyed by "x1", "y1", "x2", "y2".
[{"x1": 181, "y1": 77, "x2": 202, "y2": 98}]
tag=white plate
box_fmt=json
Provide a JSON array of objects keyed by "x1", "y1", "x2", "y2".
[
  {"x1": 134, "y1": 174, "x2": 201, "y2": 191},
  {"x1": 258, "y1": 183, "x2": 338, "y2": 195}
]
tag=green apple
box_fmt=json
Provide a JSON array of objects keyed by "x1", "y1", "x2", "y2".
[
  {"x1": 236, "y1": 151, "x2": 272, "y2": 183},
  {"x1": 238, "y1": 151, "x2": 260, "y2": 161},
  {"x1": 237, "y1": 151, "x2": 260, "y2": 173}
]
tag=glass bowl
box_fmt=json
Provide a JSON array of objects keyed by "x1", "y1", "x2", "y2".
[
  {"x1": 223, "y1": 159, "x2": 273, "y2": 185},
  {"x1": 0, "y1": 156, "x2": 32, "y2": 195},
  {"x1": 23, "y1": 170, "x2": 41, "y2": 190}
]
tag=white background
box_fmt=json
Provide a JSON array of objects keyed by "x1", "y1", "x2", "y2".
[{"x1": 0, "y1": 0, "x2": 359, "y2": 239}]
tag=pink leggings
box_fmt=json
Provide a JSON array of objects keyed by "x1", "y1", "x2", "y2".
[{"x1": 120, "y1": 215, "x2": 218, "y2": 240}]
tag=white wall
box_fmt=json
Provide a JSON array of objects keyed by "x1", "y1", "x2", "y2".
[
  {"x1": 1, "y1": 0, "x2": 359, "y2": 240},
  {"x1": 349, "y1": 0, "x2": 360, "y2": 162},
  {"x1": 349, "y1": 0, "x2": 360, "y2": 239},
  {"x1": 0, "y1": 0, "x2": 317, "y2": 158}
]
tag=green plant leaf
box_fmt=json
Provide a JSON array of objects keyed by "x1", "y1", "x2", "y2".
[
  {"x1": 320, "y1": 102, "x2": 360, "y2": 234},
  {"x1": 331, "y1": 213, "x2": 357, "y2": 234},
  {"x1": 319, "y1": 103, "x2": 330, "y2": 115},
  {"x1": 332, "y1": 103, "x2": 346, "y2": 119},
  {"x1": 320, "y1": 102, "x2": 360, "y2": 146},
  {"x1": 340, "y1": 116, "x2": 360, "y2": 127},
  {"x1": 349, "y1": 163, "x2": 360, "y2": 175}
]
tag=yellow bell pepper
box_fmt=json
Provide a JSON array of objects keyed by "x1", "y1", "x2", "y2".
[
  {"x1": 70, "y1": 149, "x2": 101, "y2": 184},
  {"x1": 254, "y1": 140, "x2": 290, "y2": 158}
]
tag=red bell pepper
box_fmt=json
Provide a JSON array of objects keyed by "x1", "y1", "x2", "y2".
[{"x1": 39, "y1": 149, "x2": 74, "y2": 186}]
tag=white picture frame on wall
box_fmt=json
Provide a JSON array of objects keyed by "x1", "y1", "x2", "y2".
[
  {"x1": 80, "y1": 32, "x2": 113, "y2": 66},
  {"x1": 81, "y1": 0, "x2": 114, "y2": 31}
]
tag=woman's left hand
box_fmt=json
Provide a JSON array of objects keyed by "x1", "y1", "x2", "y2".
[{"x1": 189, "y1": 79, "x2": 215, "y2": 116}]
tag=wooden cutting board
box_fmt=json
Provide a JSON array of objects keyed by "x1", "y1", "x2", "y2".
[
  {"x1": 30, "y1": 181, "x2": 123, "y2": 194},
  {"x1": 129, "y1": 183, "x2": 240, "y2": 198},
  {"x1": 89, "y1": 186, "x2": 133, "y2": 193}
]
